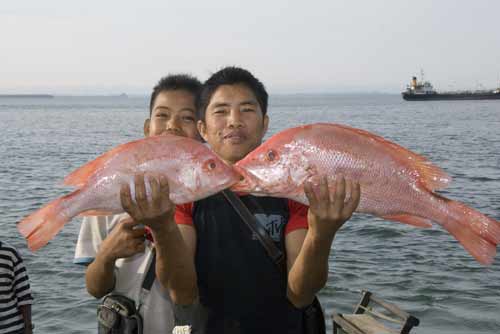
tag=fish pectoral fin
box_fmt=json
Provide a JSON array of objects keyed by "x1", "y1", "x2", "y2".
[
  {"x1": 382, "y1": 214, "x2": 433, "y2": 228},
  {"x1": 414, "y1": 161, "x2": 452, "y2": 191},
  {"x1": 78, "y1": 210, "x2": 115, "y2": 217}
]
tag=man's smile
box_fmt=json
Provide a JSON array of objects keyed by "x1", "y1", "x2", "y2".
[{"x1": 223, "y1": 131, "x2": 247, "y2": 144}]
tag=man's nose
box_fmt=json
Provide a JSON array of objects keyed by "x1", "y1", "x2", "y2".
[
  {"x1": 166, "y1": 117, "x2": 182, "y2": 132},
  {"x1": 228, "y1": 109, "x2": 243, "y2": 128}
]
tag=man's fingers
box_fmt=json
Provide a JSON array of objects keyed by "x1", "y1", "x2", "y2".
[
  {"x1": 120, "y1": 184, "x2": 135, "y2": 214},
  {"x1": 159, "y1": 176, "x2": 170, "y2": 197},
  {"x1": 317, "y1": 175, "x2": 330, "y2": 212},
  {"x1": 130, "y1": 227, "x2": 147, "y2": 237},
  {"x1": 343, "y1": 181, "x2": 361, "y2": 215},
  {"x1": 304, "y1": 180, "x2": 318, "y2": 209},
  {"x1": 149, "y1": 175, "x2": 162, "y2": 211},
  {"x1": 332, "y1": 177, "x2": 346, "y2": 212},
  {"x1": 318, "y1": 176, "x2": 329, "y2": 201},
  {"x1": 133, "y1": 239, "x2": 146, "y2": 253},
  {"x1": 345, "y1": 179, "x2": 352, "y2": 203},
  {"x1": 120, "y1": 218, "x2": 140, "y2": 230},
  {"x1": 134, "y1": 174, "x2": 148, "y2": 214},
  {"x1": 137, "y1": 242, "x2": 146, "y2": 253},
  {"x1": 119, "y1": 216, "x2": 134, "y2": 225},
  {"x1": 134, "y1": 174, "x2": 146, "y2": 201}
]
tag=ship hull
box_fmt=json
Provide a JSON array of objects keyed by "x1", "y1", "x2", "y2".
[{"x1": 402, "y1": 92, "x2": 500, "y2": 101}]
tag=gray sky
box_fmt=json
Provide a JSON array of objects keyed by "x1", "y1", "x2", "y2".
[{"x1": 1, "y1": 0, "x2": 499, "y2": 94}]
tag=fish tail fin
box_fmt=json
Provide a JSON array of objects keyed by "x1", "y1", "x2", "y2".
[
  {"x1": 18, "y1": 191, "x2": 80, "y2": 251},
  {"x1": 439, "y1": 197, "x2": 500, "y2": 265}
]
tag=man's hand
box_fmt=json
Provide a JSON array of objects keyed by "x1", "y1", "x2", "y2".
[
  {"x1": 100, "y1": 217, "x2": 146, "y2": 262},
  {"x1": 304, "y1": 175, "x2": 361, "y2": 239},
  {"x1": 120, "y1": 173, "x2": 176, "y2": 233}
]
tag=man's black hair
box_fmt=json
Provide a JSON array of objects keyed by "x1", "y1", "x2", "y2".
[
  {"x1": 197, "y1": 66, "x2": 268, "y2": 121},
  {"x1": 149, "y1": 74, "x2": 202, "y2": 116}
]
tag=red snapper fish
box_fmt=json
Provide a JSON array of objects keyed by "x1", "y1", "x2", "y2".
[
  {"x1": 18, "y1": 134, "x2": 240, "y2": 251},
  {"x1": 232, "y1": 123, "x2": 500, "y2": 265}
]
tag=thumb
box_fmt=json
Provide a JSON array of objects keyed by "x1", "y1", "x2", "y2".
[{"x1": 120, "y1": 217, "x2": 141, "y2": 230}]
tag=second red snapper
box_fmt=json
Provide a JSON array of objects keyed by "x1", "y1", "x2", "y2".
[
  {"x1": 232, "y1": 123, "x2": 500, "y2": 265},
  {"x1": 18, "y1": 134, "x2": 240, "y2": 251}
]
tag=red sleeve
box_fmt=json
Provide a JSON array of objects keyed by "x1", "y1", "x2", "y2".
[
  {"x1": 285, "y1": 200, "x2": 309, "y2": 235},
  {"x1": 175, "y1": 203, "x2": 194, "y2": 226}
]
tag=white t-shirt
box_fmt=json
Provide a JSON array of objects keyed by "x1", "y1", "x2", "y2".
[{"x1": 74, "y1": 214, "x2": 175, "y2": 334}]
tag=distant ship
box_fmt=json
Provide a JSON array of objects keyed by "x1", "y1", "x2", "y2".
[{"x1": 402, "y1": 76, "x2": 500, "y2": 101}]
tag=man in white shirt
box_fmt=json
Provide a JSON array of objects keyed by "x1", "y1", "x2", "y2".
[{"x1": 74, "y1": 74, "x2": 202, "y2": 334}]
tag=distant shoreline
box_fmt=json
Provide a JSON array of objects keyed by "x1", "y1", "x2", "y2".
[{"x1": 0, "y1": 94, "x2": 54, "y2": 98}]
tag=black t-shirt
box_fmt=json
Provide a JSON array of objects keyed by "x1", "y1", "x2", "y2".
[{"x1": 192, "y1": 193, "x2": 304, "y2": 334}]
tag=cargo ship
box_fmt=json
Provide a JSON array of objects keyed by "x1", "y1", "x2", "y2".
[{"x1": 402, "y1": 76, "x2": 500, "y2": 101}]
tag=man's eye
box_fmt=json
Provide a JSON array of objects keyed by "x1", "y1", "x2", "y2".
[
  {"x1": 156, "y1": 114, "x2": 167, "y2": 118},
  {"x1": 242, "y1": 108, "x2": 255, "y2": 112},
  {"x1": 183, "y1": 116, "x2": 195, "y2": 122},
  {"x1": 214, "y1": 109, "x2": 226, "y2": 114}
]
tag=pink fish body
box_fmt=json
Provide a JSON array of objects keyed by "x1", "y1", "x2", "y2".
[
  {"x1": 232, "y1": 123, "x2": 500, "y2": 265},
  {"x1": 19, "y1": 134, "x2": 240, "y2": 251}
]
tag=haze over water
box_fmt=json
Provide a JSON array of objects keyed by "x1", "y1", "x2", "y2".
[{"x1": 1, "y1": 95, "x2": 499, "y2": 333}]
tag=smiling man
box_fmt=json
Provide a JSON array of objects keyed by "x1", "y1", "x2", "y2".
[
  {"x1": 197, "y1": 81, "x2": 268, "y2": 164},
  {"x1": 74, "y1": 74, "x2": 202, "y2": 334},
  {"x1": 159, "y1": 67, "x2": 361, "y2": 334}
]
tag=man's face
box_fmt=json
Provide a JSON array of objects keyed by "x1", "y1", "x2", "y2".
[
  {"x1": 144, "y1": 90, "x2": 200, "y2": 140},
  {"x1": 198, "y1": 83, "x2": 269, "y2": 164}
]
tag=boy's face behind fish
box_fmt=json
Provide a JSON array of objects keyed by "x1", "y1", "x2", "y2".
[{"x1": 145, "y1": 89, "x2": 200, "y2": 140}]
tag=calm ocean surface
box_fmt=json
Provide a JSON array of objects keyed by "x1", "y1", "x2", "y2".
[{"x1": 0, "y1": 94, "x2": 499, "y2": 333}]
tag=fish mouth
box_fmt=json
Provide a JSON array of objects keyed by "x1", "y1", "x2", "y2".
[{"x1": 230, "y1": 166, "x2": 259, "y2": 193}]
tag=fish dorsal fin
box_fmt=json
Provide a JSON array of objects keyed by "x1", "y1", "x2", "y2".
[
  {"x1": 328, "y1": 123, "x2": 452, "y2": 190},
  {"x1": 63, "y1": 140, "x2": 140, "y2": 187},
  {"x1": 63, "y1": 135, "x2": 190, "y2": 188}
]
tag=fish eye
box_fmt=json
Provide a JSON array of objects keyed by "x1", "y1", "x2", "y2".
[
  {"x1": 266, "y1": 150, "x2": 277, "y2": 162},
  {"x1": 207, "y1": 160, "x2": 217, "y2": 170}
]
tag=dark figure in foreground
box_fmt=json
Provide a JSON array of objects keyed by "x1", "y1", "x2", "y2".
[{"x1": 0, "y1": 240, "x2": 34, "y2": 334}]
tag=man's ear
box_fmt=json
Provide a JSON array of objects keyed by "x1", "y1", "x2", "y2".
[
  {"x1": 197, "y1": 120, "x2": 208, "y2": 142},
  {"x1": 144, "y1": 119, "x2": 151, "y2": 137},
  {"x1": 262, "y1": 115, "x2": 269, "y2": 137}
]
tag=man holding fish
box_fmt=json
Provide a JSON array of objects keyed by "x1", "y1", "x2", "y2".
[
  {"x1": 161, "y1": 67, "x2": 361, "y2": 334},
  {"x1": 73, "y1": 74, "x2": 206, "y2": 334}
]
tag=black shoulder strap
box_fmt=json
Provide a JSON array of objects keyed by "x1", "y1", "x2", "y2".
[
  {"x1": 222, "y1": 190, "x2": 326, "y2": 333},
  {"x1": 142, "y1": 248, "x2": 156, "y2": 291},
  {"x1": 221, "y1": 190, "x2": 285, "y2": 275}
]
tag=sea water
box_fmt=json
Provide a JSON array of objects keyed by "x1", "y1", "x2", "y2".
[{"x1": 1, "y1": 95, "x2": 499, "y2": 333}]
